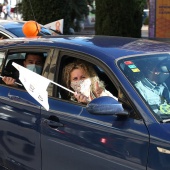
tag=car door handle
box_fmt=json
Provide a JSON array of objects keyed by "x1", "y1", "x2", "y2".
[
  {"x1": 47, "y1": 120, "x2": 64, "y2": 127},
  {"x1": 43, "y1": 119, "x2": 64, "y2": 128}
]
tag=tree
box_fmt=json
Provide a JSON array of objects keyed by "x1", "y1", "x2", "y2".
[
  {"x1": 21, "y1": 0, "x2": 72, "y2": 34},
  {"x1": 69, "y1": 0, "x2": 94, "y2": 31},
  {"x1": 146, "y1": 0, "x2": 149, "y2": 8},
  {"x1": 21, "y1": 0, "x2": 94, "y2": 34},
  {"x1": 95, "y1": 0, "x2": 146, "y2": 37}
]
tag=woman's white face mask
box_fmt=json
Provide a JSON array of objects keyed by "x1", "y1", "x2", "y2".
[
  {"x1": 71, "y1": 78, "x2": 91, "y2": 97},
  {"x1": 26, "y1": 64, "x2": 42, "y2": 74}
]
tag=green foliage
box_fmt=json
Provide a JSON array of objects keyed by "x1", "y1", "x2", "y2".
[
  {"x1": 22, "y1": 0, "x2": 71, "y2": 34},
  {"x1": 143, "y1": 16, "x2": 149, "y2": 25},
  {"x1": 95, "y1": 0, "x2": 145, "y2": 38},
  {"x1": 21, "y1": 0, "x2": 93, "y2": 34},
  {"x1": 87, "y1": 0, "x2": 95, "y2": 14},
  {"x1": 70, "y1": 0, "x2": 94, "y2": 31},
  {"x1": 16, "y1": 2, "x2": 22, "y2": 14},
  {"x1": 70, "y1": 0, "x2": 88, "y2": 21}
]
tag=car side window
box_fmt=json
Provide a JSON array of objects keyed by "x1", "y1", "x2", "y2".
[
  {"x1": 0, "y1": 32, "x2": 10, "y2": 39},
  {"x1": 1, "y1": 52, "x2": 47, "y2": 88},
  {"x1": 57, "y1": 55, "x2": 118, "y2": 104}
]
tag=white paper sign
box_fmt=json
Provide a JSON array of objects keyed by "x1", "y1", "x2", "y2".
[
  {"x1": 44, "y1": 19, "x2": 64, "y2": 34},
  {"x1": 12, "y1": 62, "x2": 51, "y2": 111}
]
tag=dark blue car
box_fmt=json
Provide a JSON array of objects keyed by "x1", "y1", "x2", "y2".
[
  {"x1": 0, "y1": 20, "x2": 59, "y2": 39},
  {"x1": 0, "y1": 36, "x2": 170, "y2": 170}
]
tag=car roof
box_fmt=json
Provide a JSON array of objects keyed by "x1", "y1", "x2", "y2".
[{"x1": 0, "y1": 36, "x2": 170, "y2": 60}]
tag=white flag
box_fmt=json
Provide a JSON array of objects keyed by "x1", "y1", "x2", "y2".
[
  {"x1": 44, "y1": 19, "x2": 64, "y2": 34},
  {"x1": 12, "y1": 62, "x2": 51, "y2": 111}
]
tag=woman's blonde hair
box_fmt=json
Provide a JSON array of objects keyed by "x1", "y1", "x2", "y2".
[{"x1": 62, "y1": 59, "x2": 104, "y2": 97}]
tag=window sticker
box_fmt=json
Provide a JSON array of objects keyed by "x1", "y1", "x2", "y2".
[
  {"x1": 131, "y1": 68, "x2": 140, "y2": 72},
  {"x1": 124, "y1": 61, "x2": 140, "y2": 72},
  {"x1": 128, "y1": 64, "x2": 136, "y2": 69}
]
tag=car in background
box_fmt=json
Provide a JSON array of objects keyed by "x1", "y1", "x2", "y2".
[
  {"x1": 0, "y1": 20, "x2": 60, "y2": 39},
  {"x1": 0, "y1": 36, "x2": 170, "y2": 170}
]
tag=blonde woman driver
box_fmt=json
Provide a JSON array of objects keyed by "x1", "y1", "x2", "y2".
[{"x1": 62, "y1": 59, "x2": 117, "y2": 104}]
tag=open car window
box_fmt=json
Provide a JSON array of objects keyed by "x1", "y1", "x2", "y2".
[
  {"x1": 1, "y1": 51, "x2": 48, "y2": 89},
  {"x1": 57, "y1": 55, "x2": 118, "y2": 104}
]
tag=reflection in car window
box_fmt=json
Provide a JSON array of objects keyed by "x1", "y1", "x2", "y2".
[{"x1": 118, "y1": 53, "x2": 170, "y2": 121}]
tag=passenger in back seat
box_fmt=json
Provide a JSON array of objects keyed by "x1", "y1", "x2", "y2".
[{"x1": 2, "y1": 53, "x2": 44, "y2": 87}]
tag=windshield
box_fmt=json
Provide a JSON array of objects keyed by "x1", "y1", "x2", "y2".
[
  {"x1": 7, "y1": 27, "x2": 25, "y2": 37},
  {"x1": 40, "y1": 27, "x2": 53, "y2": 35},
  {"x1": 118, "y1": 53, "x2": 170, "y2": 122}
]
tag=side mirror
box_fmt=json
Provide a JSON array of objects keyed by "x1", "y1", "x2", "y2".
[{"x1": 86, "y1": 96, "x2": 128, "y2": 116}]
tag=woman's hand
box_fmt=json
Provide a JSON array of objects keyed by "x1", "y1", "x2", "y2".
[
  {"x1": 74, "y1": 92, "x2": 89, "y2": 104},
  {"x1": 2, "y1": 76, "x2": 17, "y2": 86},
  {"x1": 94, "y1": 82, "x2": 103, "y2": 98}
]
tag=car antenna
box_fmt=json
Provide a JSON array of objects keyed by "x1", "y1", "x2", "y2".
[{"x1": 28, "y1": 0, "x2": 40, "y2": 35}]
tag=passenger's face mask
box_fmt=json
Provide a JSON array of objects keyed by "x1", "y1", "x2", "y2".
[
  {"x1": 26, "y1": 64, "x2": 42, "y2": 74},
  {"x1": 71, "y1": 78, "x2": 91, "y2": 97}
]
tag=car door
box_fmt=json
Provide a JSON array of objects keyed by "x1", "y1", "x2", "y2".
[
  {"x1": 0, "y1": 88, "x2": 42, "y2": 170},
  {"x1": 0, "y1": 48, "x2": 53, "y2": 170},
  {"x1": 40, "y1": 52, "x2": 150, "y2": 170}
]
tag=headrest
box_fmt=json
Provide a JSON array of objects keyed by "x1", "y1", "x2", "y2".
[
  {"x1": 5, "y1": 59, "x2": 24, "y2": 71},
  {"x1": 160, "y1": 65, "x2": 169, "y2": 73},
  {"x1": 4, "y1": 59, "x2": 24, "y2": 78}
]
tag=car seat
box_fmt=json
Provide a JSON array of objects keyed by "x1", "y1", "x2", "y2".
[{"x1": 3, "y1": 58, "x2": 25, "y2": 79}]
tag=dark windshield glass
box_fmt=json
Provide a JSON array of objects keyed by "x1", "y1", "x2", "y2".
[
  {"x1": 7, "y1": 27, "x2": 25, "y2": 37},
  {"x1": 40, "y1": 27, "x2": 51, "y2": 35},
  {"x1": 118, "y1": 53, "x2": 170, "y2": 121},
  {"x1": 7, "y1": 26, "x2": 53, "y2": 37}
]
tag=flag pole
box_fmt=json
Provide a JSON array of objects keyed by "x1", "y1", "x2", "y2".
[
  {"x1": 50, "y1": 80, "x2": 74, "y2": 94},
  {"x1": 0, "y1": 75, "x2": 74, "y2": 93},
  {"x1": 0, "y1": 76, "x2": 23, "y2": 86}
]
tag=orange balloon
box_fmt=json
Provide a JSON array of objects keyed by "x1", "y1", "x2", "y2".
[{"x1": 22, "y1": 20, "x2": 41, "y2": 37}]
